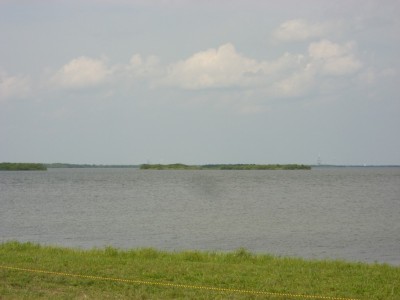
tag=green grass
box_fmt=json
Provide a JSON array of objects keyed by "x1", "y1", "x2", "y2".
[{"x1": 0, "y1": 242, "x2": 399, "y2": 299}]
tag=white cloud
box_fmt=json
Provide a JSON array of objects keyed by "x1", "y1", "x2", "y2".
[
  {"x1": 162, "y1": 44, "x2": 309, "y2": 91},
  {"x1": 2, "y1": 38, "x2": 365, "y2": 107},
  {"x1": 273, "y1": 19, "x2": 338, "y2": 42},
  {"x1": 0, "y1": 71, "x2": 31, "y2": 102},
  {"x1": 273, "y1": 66, "x2": 316, "y2": 98},
  {"x1": 308, "y1": 39, "x2": 349, "y2": 59},
  {"x1": 129, "y1": 54, "x2": 160, "y2": 75},
  {"x1": 156, "y1": 40, "x2": 364, "y2": 101},
  {"x1": 163, "y1": 43, "x2": 261, "y2": 89},
  {"x1": 322, "y1": 56, "x2": 362, "y2": 76},
  {"x1": 308, "y1": 39, "x2": 362, "y2": 75},
  {"x1": 50, "y1": 56, "x2": 109, "y2": 89}
]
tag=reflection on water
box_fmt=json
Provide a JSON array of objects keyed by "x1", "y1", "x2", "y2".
[{"x1": 1, "y1": 167, "x2": 399, "y2": 265}]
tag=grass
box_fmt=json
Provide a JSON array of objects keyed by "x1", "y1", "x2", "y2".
[{"x1": 0, "y1": 242, "x2": 399, "y2": 299}]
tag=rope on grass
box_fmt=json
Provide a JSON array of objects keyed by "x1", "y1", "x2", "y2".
[{"x1": 0, "y1": 265, "x2": 359, "y2": 300}]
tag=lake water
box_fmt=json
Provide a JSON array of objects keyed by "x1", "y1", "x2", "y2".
[{"x1": 1, "y1": 167, "x2": 399, "y2": 265}]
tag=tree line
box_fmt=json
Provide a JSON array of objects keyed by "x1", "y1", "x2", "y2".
[
  {"x1": 0, "y1": 163, "x2": 47, "y2": 171},
  {"x1": 140, "y1": 163, "x2": 311, "y2": 170}
]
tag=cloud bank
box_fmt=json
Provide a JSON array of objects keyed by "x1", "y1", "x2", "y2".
[
  {"x1": 50, "y1": 56, "x2": 110, "y2": 89},
  {"x1": 0, "y1": 71, "x2": 31, "y2": 102},
  {"x1": 308, "y1": 39, "x2": 362, "y2": 75},
  {"x1": 163, "y1": 43, "x2": 261, "y2": 89},
  {"x1": 0, "y1": 18, "x2": 372, "y2": 108},
  {"x1": 272, "y1": 19, "x2": 339, "y2": 42}
]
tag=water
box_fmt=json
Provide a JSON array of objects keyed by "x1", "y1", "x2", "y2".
[{"x1": 1, "y1": 167, "x2": 399, "y2": 265}]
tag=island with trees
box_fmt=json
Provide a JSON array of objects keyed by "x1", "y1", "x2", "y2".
[
  {"x1": 0, "y1": 163, "x2": 47, "y2": 171},
  {"x1": 45, "y1": 163, "x2": 139, "y2": 168},
  {"x1": 140, "y1": 163, "x2": 311, "y2": 170}
]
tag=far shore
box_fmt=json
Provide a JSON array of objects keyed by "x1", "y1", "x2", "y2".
[{"x1": 140, "y1": 163, "x2": 311, "y2": 170}]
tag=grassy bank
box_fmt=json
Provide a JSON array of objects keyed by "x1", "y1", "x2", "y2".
[{"x1": 0, "y1": 242, "x2": 398, "y2": 299}]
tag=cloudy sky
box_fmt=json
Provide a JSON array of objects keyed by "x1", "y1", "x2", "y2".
[{"x1": 1, "y1": 0, "x2": 399, "y2": 165}]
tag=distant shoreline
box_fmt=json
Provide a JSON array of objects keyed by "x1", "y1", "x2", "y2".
[
  {"x1": 1, "y1": 162, "x2": 399, "y2": 171},
  {"x1": 311, "y1": 165, "x2": 400, "y2": 168},
  {"x1": 0, "y1": 163, "x2": 47, "y2": 171},
  {"x1": 140, "y1": 163, "x2": 311, "y2": 170},
  {"x1": 45, "y1": 163, "x2": 140, "y2": 169}
]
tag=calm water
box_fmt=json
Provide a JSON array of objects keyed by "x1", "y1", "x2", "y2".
[{"x1": 1, "y1": 167, "x2": 399, "y2": 265}]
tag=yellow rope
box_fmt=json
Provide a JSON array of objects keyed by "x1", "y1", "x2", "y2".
[{"x1": 0, "y1": 265, "x2": 359, "y2": 300}]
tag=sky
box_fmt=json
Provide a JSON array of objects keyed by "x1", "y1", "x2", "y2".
[{"x1": 1, "y1": 0, "x2": 399, "y2": 165}]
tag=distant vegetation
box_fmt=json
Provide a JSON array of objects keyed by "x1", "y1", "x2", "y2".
[
  {"x1": 140, "y1": 163, "x2": 200, "y2": 170},
  {"x1": 46, "y1": 163, "x2": 139, "y2": 168},
  {"x1": 140, "y1": 163, "x2": 311, "y2": 170},
  {"x1": 0, "y1": 162, "x2": 310, "y2": 171},
  {"x1": 203, "y1": 164, "x2": 311, "y2": 170},
  {"x1": 0, "y1": 163, "x2": 47, "y2": 171}
]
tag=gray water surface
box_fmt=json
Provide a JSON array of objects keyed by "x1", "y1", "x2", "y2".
[{"x1": 1, "y1": 167, "x2": 399, "y2": 265}]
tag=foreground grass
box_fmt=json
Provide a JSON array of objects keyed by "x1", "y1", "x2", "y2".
[{"x1": 0, "y1": 242, "x2": 399, "y2": 299}]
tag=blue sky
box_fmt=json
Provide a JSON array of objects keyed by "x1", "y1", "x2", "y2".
[{"x1": 1, "y1": 0, "x2": 399, "y2": 165}]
